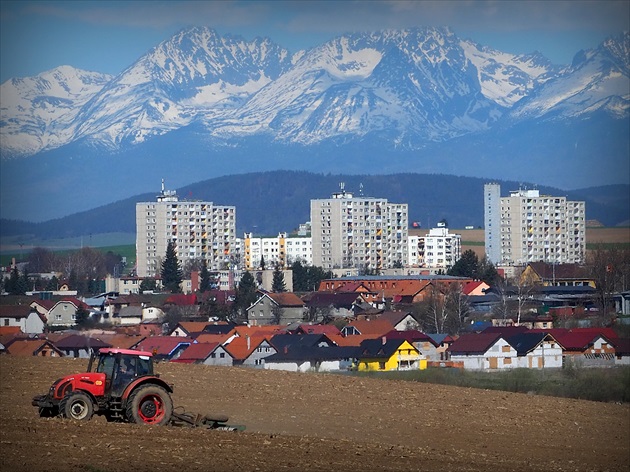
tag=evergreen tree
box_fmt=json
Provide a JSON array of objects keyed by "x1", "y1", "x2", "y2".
[
  {"x1": 199, "y1": 261, "x2": 212, "y2": 293},
  {"x1": 272, "y1": 266, "x2": 286, "y2": 292},
  {"x1": 45, "y1": 275, "x2": 59, "y2": 291},
  {"x1": 477, "y1": 256, "x2": 500, "y2": 285},
  {"x1": 161, "y1": 241, "x2": 183, "y2": 293},
  {"x1": 74, "y1": 305, "x2": 91, "y2": 328},
  {"x1": 139, "y1": 278, "x2": 158, "y2": 293},
  {"x1": 7, "y1": 267, "x2": 19, "y2": 295},
  {"x1": 19, "y1": 268, "x2": 31, "y2": 293},
  {"x1": 291, "y1": 260, "x2": 308, "y2": 292},
  {"x1": 448, "y1": 250, "x2": 479, "y2": 278},
  {"x1": 233, "y1": 271, "x2": 258, "y2": 320},
  {"x1": 259, "y1": 255, "x2": 266, "y2": 270}
]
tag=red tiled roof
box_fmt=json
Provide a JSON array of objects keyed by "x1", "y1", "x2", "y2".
[
  {"x1": 343, "y1": 319, "x2": 394, "y2": 336},
  {"x1": 6, "y1": 339, "x2": 62, "y2": 356},
  {"x1": 268, "y1": 292, "x2": 305, "y2": 307},
  {"x1": 164, "y1": 294, "x2": 198, "y2": 306},
  {"x1": 134, "y1": 336, "x2": 193, "y2": 356},
  {"x1": 553, "y1": 332, "x2": 613, "y2": 351},
  {"x1": 224, "y1": 335, "x2": 269, "y2": 361},
  {"x1": 328, "y1": 333, "x2": 373, "y2": 347},
  {"x1": 447, "y1": 333, "x2": 503, "y2": 354},
  {"x1": 193, "y1": 333, "x2": 233, "y2": 344},
  {"x1": 176, "y1": 342, "x2": 222, "y2": 361},
  {"x1": 0, "y1": 326, "x2": 22, "y2": 336},
  {"x1": 296, "y1": 324, "x2": 341, "y2": 336},
  {"x1": 0, "y1": 305, "x2": 36, "y2": 318}
]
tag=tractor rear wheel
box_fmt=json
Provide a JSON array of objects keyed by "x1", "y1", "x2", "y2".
[
  {"x1": 126, "y1": 385, "x2": 172, "y2": 426},
  {"x1": 59, "y1": 392, "x2": 94, "y2": 421}
]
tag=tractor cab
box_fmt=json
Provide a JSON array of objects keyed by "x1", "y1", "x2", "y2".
[{"x1": 88, "y1": 348, "x2": 155, "y2": 396}]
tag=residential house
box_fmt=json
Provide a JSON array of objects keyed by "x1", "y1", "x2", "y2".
[
  {"x1": 376, "y1": 311, "x2": 419, "y2": 331},
  {"x1": 133, "y1": 336, "x2": 193, "y2": 361},
  {"x1": 54, "y1": 334, "x2": 112, "y2": 358},
  {"x1": 173, "y1": 342, "x2": 234, "y2": 366},
  {"x1": 269, "y1": 333, "x2": 336, "y2": 353},
  {"x1": 425, "y1": 333, "x2": 456, "y2": 361},
  {"x1": 341, "y1": 319, "x2": 393, "y2": 338},
  {"x1": 29, "y1": 299, "x2": 54, "y2": 321},
  {"x1": 302, "y1": 291, "x2": 362, "y2": 320},
  {"x1": 292, "y1": 323, "x2": 341, "y2": 337},
  {"x1": 247, "y1": 292, "x2": 305, "y2": 326},
  {"x1": 554, "y1": 331, "x2": 616, "y2": 367},
  {"x1": 263, "y1": 345, "x2": 358, "y2": 372},
  {"x1": 6, "y1": 339, "x2": 64, "y2": 357},
  {"x1": 462, "y1": 281, "x2": 490, "y2": 296},
  {"x1": 447, "y1": 333, "x2": 514, "y2": 370},
  {"x1": 356, "y1": 338, "x2": 425, "y2": 371},
  {"x1": 381, "y1": 329, "x2": 440, "y2": 361},
  {"x1": 0, "y1": 305, "x2": 45, "y2": 334},
  {"x1": 506, "y1": 332, "x2": 563, "y2": 369},
  {"x1": 170, "y1": 321, "x2": 213, "y2": 337},
  {"x1": 522, "y1": 262, "x2": 595, "y2": 288},
  {"x1": 118, "y1": 306, "x2": 143, "y2": 326},
  {"x1": 47, "y1": 298, "x2": 90, "y2": 328},
  {"x1": 224, "y1": 335, "x2": 276, "y2": 367}
]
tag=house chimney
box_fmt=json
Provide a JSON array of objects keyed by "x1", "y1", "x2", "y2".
[{"x1": 382, "y1": 336, "x2": 386, "y2": 345}]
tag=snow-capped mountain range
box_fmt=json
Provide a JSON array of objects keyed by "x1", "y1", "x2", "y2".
[{"x1": 0, "y1": 26, "x2": 628, "y2": 222}]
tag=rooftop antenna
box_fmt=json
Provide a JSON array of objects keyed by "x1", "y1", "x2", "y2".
[
  {"x1": 161, "y1": 178, "x2": 165, "y2": 194},
  {"x1": 359, "y1": 183, "x2": 364, "y2": 196},
  {"x1": 340, "y1": 182, "x2": 345, "y2": 195}
]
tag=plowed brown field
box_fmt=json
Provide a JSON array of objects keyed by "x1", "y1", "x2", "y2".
[{"x1": 1, "y1": 356, "x2": 628, "y2": 472}]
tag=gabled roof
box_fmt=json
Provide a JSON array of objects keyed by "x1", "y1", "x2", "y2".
[
  {"x1": 447, "y1": 333, "x2": 503, "y2": 355},
  {"x1": 119, "y1": 306, "x2": 143, "y2": 317},
  {"x1": 267, "y1": 292, "x2": 305, "y2": 307},
  {"x1": 175, "y1": 342, "x2": 226, "y2": 362},
  {"x1": 0, "y1": 305, "x2": 37, "y2": 318},
  {"x1": 30, "y1": 299, "x2": 55, "y2": 310},
  {"x1": 134, "y1": 336, "x2": 193, "y2": 356},
  {"x1": 54, "y1": 334, "x2": 111, "y2": 350},
  {"x1": 377, "y1": 311, "x2": 417, "y2": 327},
  {"x1": 0, "y1": 326, "x2": 23, "y2": 336},
  {"x1": 51, "y1": 297, "x2": 90, "y2": 311},
  {"x1": 295, "y1": 323, "x2": 341, "y2": 336},
  {"x1": 269, "y1": 333, "x2": 334, "y2": 351},
  {"x1": 482, "y1": 326, "x2": 530, "y2": 336},
  {"x1": 382, "y1": 329, "x2": 435, "y2": 345},
  {"x1": 303, "y1": 292, "x2": 361, "y2": 308},
  {"x1": 528, "y1": 262, "x2": 591, "y2": 280},
  {"x1": 201, "y1": 322, "x2": 236, "y2": 335},
  {"x1": 7, "y1": 339, "x2": 63, "y2": 356},
  {"x1": 342, "y1": 319, "x2": 394, "y2": 336},
  {"x1": 425, "y1": 333, "x2": 454, "y2": 345},
  {"x1": 327, "y1": 333, "x2": 373, "y2": 347},
  {"x1": 172, "y1": 321, "x2": 212, "y2": 335},
  {"x1": 462, "y1": 281, "x2": 489, "y2": 295},
  {"x1": 264, "y1": 345, "x2": 359, "y2": 362},
  {"x1": 333, "y1": 282, "x2": 372, "y2": 293},
  {"x1": 232, "y1": 325, "x2": 284, "y2": 338},
  {"x1": 92, "y1": 334, "x2": 146, "y2": 349},
  {"x1": 553, "y1": 332, "x2": 614, "y2": 351},
  {"x1": 358, "y1": 338, "x2": 416, "y2": 358},
  {"x1": 506, "y1": 332, "x2": 552, "y2": 356},
  {"x1": 193, "y1": 333, "x2": 234, "y2": 344},
  {"x1": 224, "y1": 335, "x2": 272, "y2": 361}
]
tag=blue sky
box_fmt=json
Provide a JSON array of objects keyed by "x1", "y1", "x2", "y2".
[{"x1": 1, "y1": 0, "x2": 628, "y2": 83}]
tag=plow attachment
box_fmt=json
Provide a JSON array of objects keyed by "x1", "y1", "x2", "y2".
[{"x1": 169, "y1": 407, "x2": 245, "y2": 431}]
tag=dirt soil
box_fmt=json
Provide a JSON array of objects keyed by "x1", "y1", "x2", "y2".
[{"x1": 1, "y1": 356, "x2": 628, "y2": 472}]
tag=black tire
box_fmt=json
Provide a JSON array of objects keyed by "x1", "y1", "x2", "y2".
[
  {"x1": 125, "y1": 385, "x2": 173, "y2": 426},
  {"x1": 59, "y1": 391, "x2": 94, "y2": 421},
  {"x1": 38, "y1": 406, "x2": 58, "y2": 418}
]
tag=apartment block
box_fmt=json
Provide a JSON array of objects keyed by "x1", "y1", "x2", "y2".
[
  {"x1": 485, "y1": 184, "x2": 585, "y2": 266},
  {"x1": 243, "y1": 232, "x2": 312, "y2": 270},
  {"x1": 311, "y1": 185, "x2": 408, "y2": 270},
  {"x1": 136, "y1": 182, "x2": 237, "y2": 277},
  {"x1": 408, "y1": 223, "x2": 461, "y2": 269}
]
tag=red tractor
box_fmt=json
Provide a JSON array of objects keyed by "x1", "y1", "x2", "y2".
[{"x1": 32, "y1": 348, "x2": 173, "y2": 425}]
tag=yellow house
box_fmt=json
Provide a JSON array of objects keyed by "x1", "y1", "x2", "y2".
[
  {"x1": 521, "y1": 262, "x2": 596, "y2": 288},
  {"x1": 356, "y1": 338, "x2": 427, "y2": 371}
]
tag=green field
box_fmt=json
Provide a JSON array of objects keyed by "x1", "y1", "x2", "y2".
[{"x1": 0, "y1": 244, "x2": 136, "y2": 269}]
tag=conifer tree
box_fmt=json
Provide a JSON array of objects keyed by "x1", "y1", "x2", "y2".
[
  {"x1": 199, "y1": 261, "x2": 212, "y2": 293},
  {"x1": 272, "y1": 266, "x2": 286, "y2": 292},
  {"x1": 161, "y1": 241, "x2": 183, "y2": 293}
]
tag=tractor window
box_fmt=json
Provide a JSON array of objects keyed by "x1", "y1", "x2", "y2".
[
  {"x1": 96, "y1": 355, "x2": 115, "y2": 376},
  {"x1": 136, "y1": 357, "x2": 152, "y2": 376}
]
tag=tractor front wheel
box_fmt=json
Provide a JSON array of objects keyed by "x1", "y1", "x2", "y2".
[
  {"x1": 59, "y1": 391, "x2": 94, "y2": 421},
  {"x1": 126, "y1": 385, "x2": 172, "y2": 426}
]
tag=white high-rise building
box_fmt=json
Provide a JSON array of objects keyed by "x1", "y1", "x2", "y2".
[
  {"x1": 409, "y1": 222, "x2": 461, "y2": 269},
  {"x1": 484, "y1": 184, "x2": 586, "y2": 266},
  {"x1": 136, "y1": 181, "x2": 237, "y2": 277},
  {"x1": 310, "y1": 185, "x2": 408, "y2": 270},
  {"x1": 243, "y1": 232, "x2": 312, "y2": 270},
  {"x1": 484, "y1": 183, "x2": 502, "y2": 264}
]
